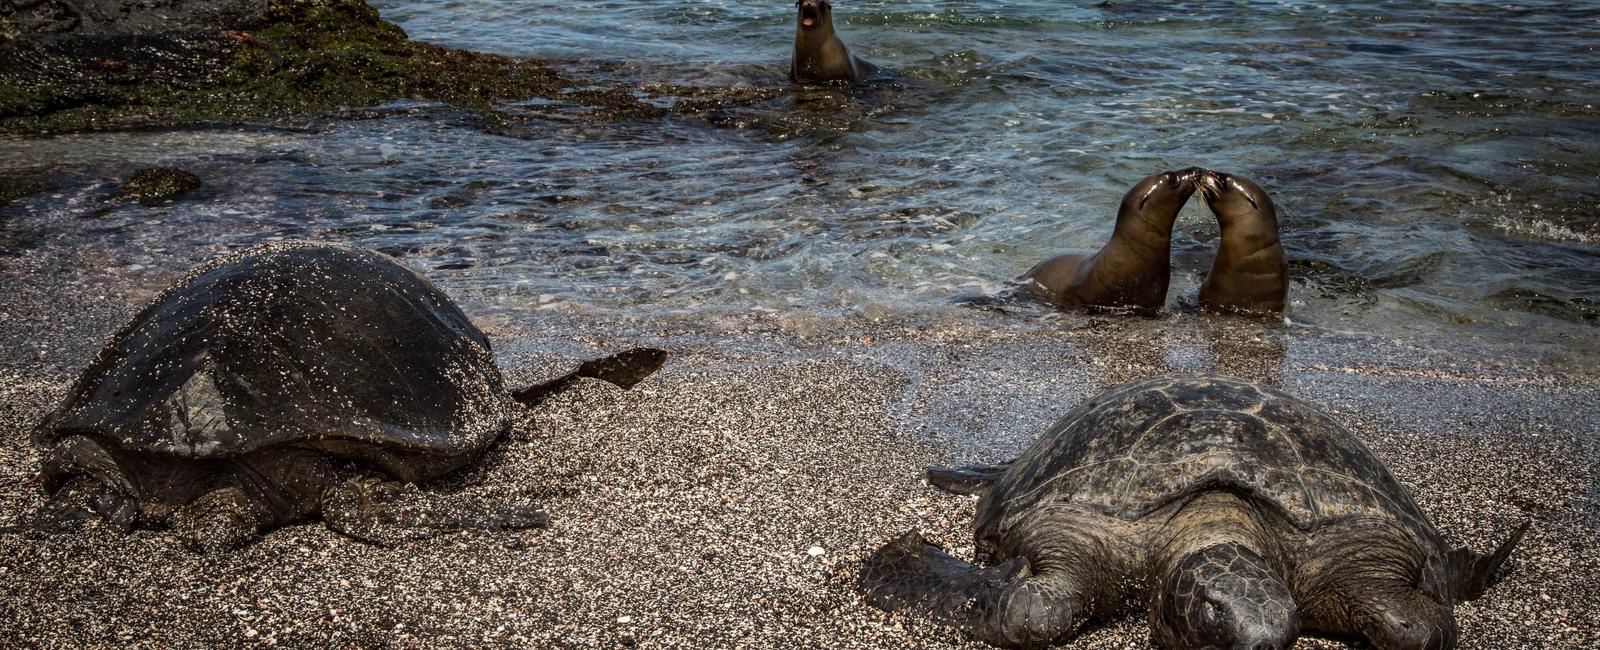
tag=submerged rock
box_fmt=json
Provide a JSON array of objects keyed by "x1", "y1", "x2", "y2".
[
  {"x1": 120, "y1": 167, "x2": 202, "y2": 205},
  {"x1": 0, "y1": 171, "x2": 51, "y2": 207}
]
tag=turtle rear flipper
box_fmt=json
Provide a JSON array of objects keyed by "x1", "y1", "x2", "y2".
[
  {"x1": 511, "y1": 347, "x2": 668, "y2": 406},
  {"x1": 322, "y1": 477, "x2": 548, "y2": 547},
  {"x1": 1449, "y1": 521, "x2": 1531, "y2": 600},
  {"x1": 927, "y1": 461, "x2": 1013, "y2": 496}
]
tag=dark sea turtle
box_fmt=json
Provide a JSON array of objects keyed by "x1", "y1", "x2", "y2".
[
  {"x1": 863, "y1": 375, "x2": 1526, "y2": 649},
  {"x1": 28, "y1": 241, "x2": 666, "y2": 552}
]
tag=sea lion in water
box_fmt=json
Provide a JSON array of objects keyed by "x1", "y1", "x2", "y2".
[
  {"x1": 1197, "y1": 170, "x2": 1289, "y2": 314},
  {"x1": 1023, "y1": 169, "x2": 1201, "y2": 315},
  {"x1": 791, "y1": 0, "x2": 877, "y2": 83}
]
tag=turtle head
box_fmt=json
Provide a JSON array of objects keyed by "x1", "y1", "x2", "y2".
[
  {"x1": 36, "y1": 435, "x2": 139, "y2": 533},
  {"x1": 1154, "y1": 542, "x2": 1300, "y2": 650}
]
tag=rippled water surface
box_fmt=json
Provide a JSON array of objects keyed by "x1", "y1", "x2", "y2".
[{"x1": 3, "y1": 1, "x2": 1598, "y2": 353}]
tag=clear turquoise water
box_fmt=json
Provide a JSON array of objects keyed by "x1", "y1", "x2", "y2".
[{"x1": 2, "y1": 1, "x2": 1597, "y2": 352}]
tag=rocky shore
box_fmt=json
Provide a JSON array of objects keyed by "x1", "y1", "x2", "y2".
[{"x1": 0, "y1": 0, "x2": 767, "y2": 135}]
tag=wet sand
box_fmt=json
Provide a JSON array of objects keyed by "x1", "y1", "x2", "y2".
[{"x1": 0, "y1": 255, "x2": 1596, "y2": 649}]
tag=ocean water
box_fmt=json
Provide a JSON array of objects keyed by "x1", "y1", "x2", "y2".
[{"x1": 2, "y1": 1, "x2": 1597, "y2": 354}]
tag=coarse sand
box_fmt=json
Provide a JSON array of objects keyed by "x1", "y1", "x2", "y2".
[{"x1": 0, "y1": 253, "x2": 1596, "y2": 649}]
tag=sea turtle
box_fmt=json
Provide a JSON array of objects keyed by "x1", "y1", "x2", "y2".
[
  {"x1": 862, "y1": 375, "x2": 1526, "y2": 649},
  {"x1": 28, "y1": 241, "x2": 666, "y2": 552}
]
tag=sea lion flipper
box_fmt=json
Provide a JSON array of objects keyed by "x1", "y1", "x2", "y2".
[{"x1": 855, "y1": 55, "x2": 879, "y2": 77}]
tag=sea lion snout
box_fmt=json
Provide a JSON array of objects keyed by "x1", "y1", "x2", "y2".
[
  {"x1": 1197, "y1": 169, "x2": 1265, "y2": 212},
  {"x1": 1135, "y1": 169, "x2": 1198, "y2": 211},
  {"x1": 797, "y1": 0, "x2": 830, "y2": 28},
  {"x1": 1165, "y1": 168, "x2": 1200, "y2": 197}
]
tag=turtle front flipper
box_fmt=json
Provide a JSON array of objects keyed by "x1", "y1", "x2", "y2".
[
  {"x1": 862, "y1": 530, "x2": 1091, "y2": 648},
  {"x1": 35, "y1": 435, "x2": 139, "y2": 533},
  {"x1": 927, "y1": 461, "x2": 1013, "y2": 496},
  {"x1": 1294, "y1": 522, "x2": 1459, "y2": 650},
  {"x1": 510, "y1": 347, "x2": 668, "y2": 406},
  {"x1": 170, "y1": 486, "x2": 270, "y2": 553},
  {"x1": 321, "y1": 477, "x2": 549, "y2": 547}
]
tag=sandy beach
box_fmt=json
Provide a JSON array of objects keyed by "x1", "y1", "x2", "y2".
[{"x1": 0, "y1": 248, "x2": 1595, "y2": 649}]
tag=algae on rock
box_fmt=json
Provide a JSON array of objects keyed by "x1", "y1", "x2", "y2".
[{"x1": 0, "y1": 0, "x2": 657, "y2": 133}]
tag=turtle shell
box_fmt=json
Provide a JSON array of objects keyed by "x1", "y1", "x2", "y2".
[
  {"x1": 35, "y1": 242, "x2": 510, "y2": 475},
  {"x1": 975, "y1": 375, "x2": 1432, "y2": 539}
]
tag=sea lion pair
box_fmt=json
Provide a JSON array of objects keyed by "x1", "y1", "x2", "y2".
[
  {"x1": 791, "y1": 0, "x2": 876, "y2": 83},
  {"x1": 1023, "y1": 169, "x2": 1289, "y2": 315}
]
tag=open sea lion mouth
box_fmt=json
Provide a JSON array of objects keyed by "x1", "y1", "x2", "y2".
[{"x1": 797, "y1": 1, "x2": 826, "y2": 28}]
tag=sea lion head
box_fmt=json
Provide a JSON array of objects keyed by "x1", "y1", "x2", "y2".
[
  {"x1": 1121, "y1": 168, "x2": 1200, "y2": 219},
  {"x1": 796, "y1": 0, "x2": 833, "y2": 31},
  {"x1": 1198, "y1": 169, "x2": 1276, "y2": 224}
]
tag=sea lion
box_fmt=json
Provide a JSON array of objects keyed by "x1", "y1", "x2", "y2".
[
  {"x1": 1022, "y1": 169, "x2": 1201, "y2": 315},
  {"x1": 791, "y1": 0, "x2": 877, "y2": 83},
  {"x1": 1197, "y1": 170, "x2": 1289, "y2": 314}
]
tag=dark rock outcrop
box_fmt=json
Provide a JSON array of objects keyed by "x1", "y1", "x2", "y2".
[
  {"x1": 2, "y1": 0, "x2": 269, "y2": 36},
  {"x1": 0, "y1": 1, "x2": 646, "y2": 133}
]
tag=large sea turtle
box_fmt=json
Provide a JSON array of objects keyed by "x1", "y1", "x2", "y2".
[
  {"x1": 862, "y1": 375, "x2": 1526, "y2": 649},
  {"x1": 28, "y1": 241, "x2": 666, "y2": 552}
]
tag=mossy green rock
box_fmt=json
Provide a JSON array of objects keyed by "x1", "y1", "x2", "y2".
[
  {"x1": 0, "y1": 172, "x2": 52, "y2": 208},
  {"x1": 121, "y1": 168, "x2": 203, "y2": 205},
  {"x1": 0, "y1": 0, "x2": 656, "y2": 133}
]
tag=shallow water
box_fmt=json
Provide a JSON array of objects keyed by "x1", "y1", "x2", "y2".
[{"x1": 2, "y1": 1, "x2": 1597, "y2": 355}]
